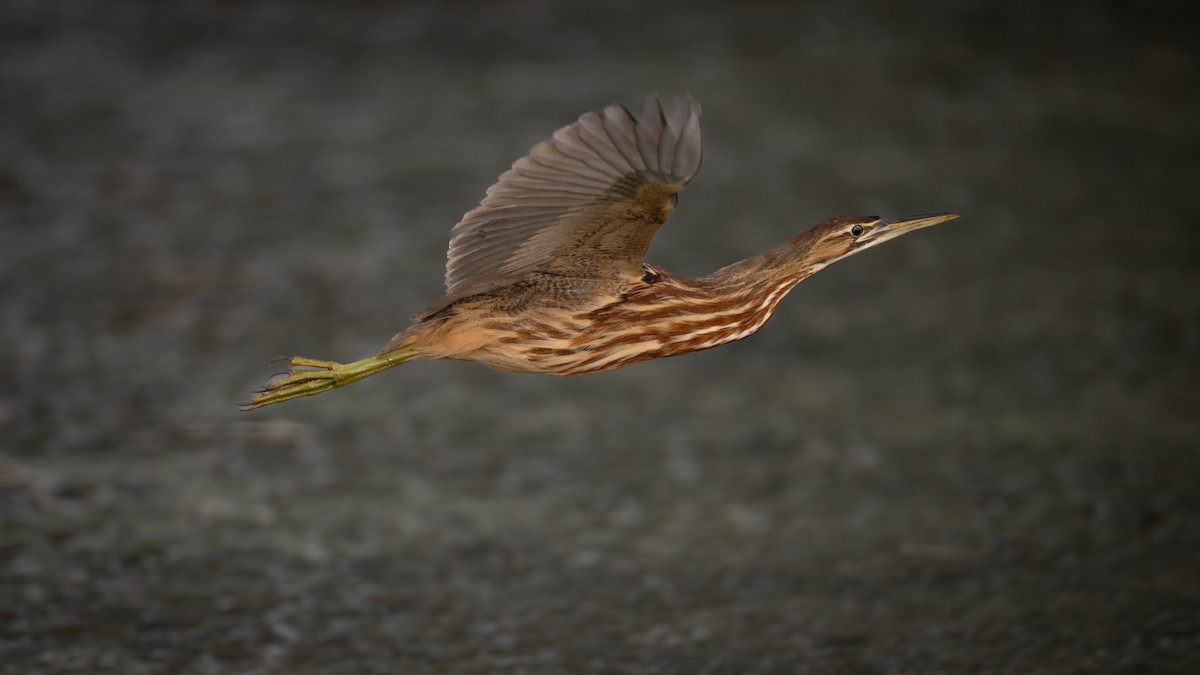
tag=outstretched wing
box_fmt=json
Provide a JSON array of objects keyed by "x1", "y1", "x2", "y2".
[{"x1": 418, "y1": 95, "x2": 703, "y2": 319}]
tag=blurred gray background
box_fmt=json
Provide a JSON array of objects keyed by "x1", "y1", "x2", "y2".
[{"x1": 2, "y1": 0, "x2": 1197, "y2": 672}]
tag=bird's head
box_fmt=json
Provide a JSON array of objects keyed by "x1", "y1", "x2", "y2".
[{"x1": 804, "y1": 213, "x2": 959, "y2": 267}]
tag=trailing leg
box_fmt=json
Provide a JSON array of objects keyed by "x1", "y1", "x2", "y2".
[{"x1": 242, "y1": 345, "x2": 421, "y2": 410}]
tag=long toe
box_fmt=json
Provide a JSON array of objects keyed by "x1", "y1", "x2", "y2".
[{"x1": 289, "y1": 356, "x2": 342, "y2": 369}]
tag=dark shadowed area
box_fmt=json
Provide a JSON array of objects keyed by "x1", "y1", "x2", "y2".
[{"x1": 2, "y1": 1, "x2": 1198, "y2": 672}]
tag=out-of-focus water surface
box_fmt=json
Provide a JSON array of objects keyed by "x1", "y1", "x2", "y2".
[{"x1": 2, "y1": 1, "x2": 1197, "y2": 672}]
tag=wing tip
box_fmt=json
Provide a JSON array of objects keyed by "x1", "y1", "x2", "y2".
[{"x1": 636, "y1": 93, "x2": 703, "y2": 185}]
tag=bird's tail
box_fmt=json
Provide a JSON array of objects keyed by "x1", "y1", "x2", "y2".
[{"x1": 241, "y1": 344, "x2": 422, "y2": 411}]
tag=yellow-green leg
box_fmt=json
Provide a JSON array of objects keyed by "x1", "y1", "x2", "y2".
[{"x1": 242, "y1": 345, "x2": 420, "y2": 410}]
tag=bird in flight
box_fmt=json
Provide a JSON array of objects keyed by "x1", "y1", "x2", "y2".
[{"x1": 244, "y1": 95, "x2": 956, "y2": 410}]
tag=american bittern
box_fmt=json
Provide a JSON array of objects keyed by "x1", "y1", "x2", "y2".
[{"x1": 244, "y1": 95, "x2": 956, "y2": 410}]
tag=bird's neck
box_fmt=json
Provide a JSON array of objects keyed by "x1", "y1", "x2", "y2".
[
  {"x1": 545, "y1": 231, "x2": 831, "y2": 374},
  {"x1": 603, "y1": 230, "x2": 830, "y2": 347},
  {"x1": 700, "y1": 228, "x2": 829, "y2": 297}
]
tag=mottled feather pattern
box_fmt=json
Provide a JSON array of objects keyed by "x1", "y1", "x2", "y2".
[
  {"x1": 553, "y1": 275, "x2": 798, "y2": 375},
  {"x1": 452, "y1": 268, "x2": 802, "y2": 376}
]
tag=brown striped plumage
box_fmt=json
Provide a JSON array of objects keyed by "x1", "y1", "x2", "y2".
[{"x1": 244, "y1": 96, "x2": 956, "y2": 410}]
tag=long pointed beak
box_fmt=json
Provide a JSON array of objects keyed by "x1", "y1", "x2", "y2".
[
  {"x1": 862, "y1": 212, "x2": 959, "y2": 247},
  {"x1": 878, "y1": 211, "x2": 960, "y2": 237}
]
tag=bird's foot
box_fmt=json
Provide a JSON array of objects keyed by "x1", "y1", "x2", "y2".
[
  {"x1": 241, "y1": 347, "x2": 421, "y2": 411},
  {"x1": 242, "y1": 356, "x2": 347, "y2": 410}
]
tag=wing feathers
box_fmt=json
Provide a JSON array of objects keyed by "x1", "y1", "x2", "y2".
[
  {"x1": 423, "y1": 95, "x2": 703, "y2": 320},
  {"x1": 600, "y1": 105, "x2": 649, "y2": 173},
  {"x1": 634, "y1": 99, "x2": 667, "y2": 180},
  {"x1": 575, "y1": 114, "x2": 635, "y2": 174}
]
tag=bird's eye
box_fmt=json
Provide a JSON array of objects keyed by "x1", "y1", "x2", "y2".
[{"x1": 850, "y1": 225, "x2": 864, "y2": 237}]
